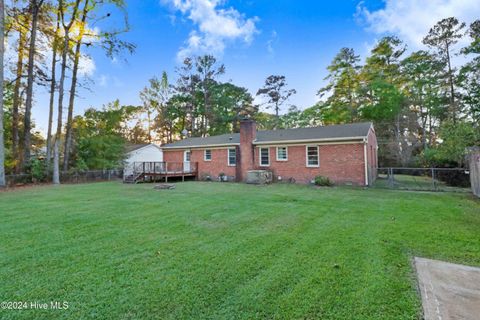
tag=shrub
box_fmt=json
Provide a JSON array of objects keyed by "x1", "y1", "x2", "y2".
[
  {"x1": 30, "y1": 158, "x2": 47, "y2": 182},
  {"x1": 314, "y1": 175, "x2": 333, "y2": 187}
]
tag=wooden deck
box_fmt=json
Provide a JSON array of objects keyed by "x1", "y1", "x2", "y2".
[{"x1": 124, "y1": 162, "x2": 198, "y2": 183}]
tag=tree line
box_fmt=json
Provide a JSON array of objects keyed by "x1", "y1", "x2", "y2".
[
  {"x1": 0, "y1": 0, "x2": 133, "y2": 186},
  {"x1": 1, "y1": 11, "x2": 479, "y2": 187},
  {"x1": 129, "y1": 17, "x2": 480, "y2": 169},
  {"x1": 294, "y1": 17, "x2": 480, "y2": 167},
  {"x1": 66, "y1": 55, "x2": 298, "y2": 171}
]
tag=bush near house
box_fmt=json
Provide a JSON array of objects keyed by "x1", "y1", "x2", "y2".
[{"x1": 314, "y1": 175, "x2": 334, "y2": 186}]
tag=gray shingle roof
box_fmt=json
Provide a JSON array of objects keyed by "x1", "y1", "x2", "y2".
[
  {"x1": 125, "y1": 143, "x2": 160, "y2": 153},
  {"x1": 162, "y1": 122, "x2": 372, "y2": 148},
  {"x1": 163, "y1": 133, "x2": 240, "y2": 148},
  {"x1": 125, "y1": 144, "x2": 150, "y2": 153}
]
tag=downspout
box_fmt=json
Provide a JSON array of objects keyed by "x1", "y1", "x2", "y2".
[{"x1": 363, "y1": 137, "x2": 369, "y2": 186}]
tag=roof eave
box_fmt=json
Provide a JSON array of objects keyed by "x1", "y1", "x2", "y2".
[
  {"x1": 162, "y1": 142, "x2": 240, "y2": 150},
  {"x1": 253, "y1": 136, "x2": 367, "y2": 145},
  {"x1": 126, "y1": 143, "x2": 161, "y2": 154}
]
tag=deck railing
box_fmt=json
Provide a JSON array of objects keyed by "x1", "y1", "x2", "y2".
[{"x1": 132, "y1": 161, "x2": 198, "y2": 175}]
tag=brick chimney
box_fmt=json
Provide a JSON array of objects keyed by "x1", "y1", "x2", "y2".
[{"x1": 238, "y1": 119, "x2": 256, "y2": 182}]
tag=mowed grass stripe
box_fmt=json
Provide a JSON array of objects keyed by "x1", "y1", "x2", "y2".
[{"x1": 0, "y1": 182, "x2": 479, "y2": 319}]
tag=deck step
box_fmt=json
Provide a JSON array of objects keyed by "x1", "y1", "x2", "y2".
[{"x1": 123, "y1": 174, "x2": 142, "y2": 184}]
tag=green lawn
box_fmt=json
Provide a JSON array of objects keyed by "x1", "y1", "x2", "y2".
[
  {"x1": 1, "y1": 182, "x2": 479, "y2": 319},
  {"x1": 374, "y1": 173, "x2": 471, "y2": 192}
]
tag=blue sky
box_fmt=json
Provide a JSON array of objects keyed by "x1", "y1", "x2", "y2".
[{"x1": 31, "y1": 0, "x2": 480, "y2": 135}]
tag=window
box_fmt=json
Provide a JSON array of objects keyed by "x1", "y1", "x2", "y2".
[
  {"x1": 204, "y1": 149, "x2": 212, "y2": 161},
  {"x1": 306, "y1": 146, "x2": 319, "y2": 167},
  {"x1": 276, "y1": 146, "x2": 288, "y2": 161},
  {"x1": 259, "y1": 148, "x2": 270, "y2": 166},
  {"x1": 228, "y1": 148, "x2": 236, "y2": 166},
  {"x1": 184, "y1": 150, "x2": 191, "y2": 162}
]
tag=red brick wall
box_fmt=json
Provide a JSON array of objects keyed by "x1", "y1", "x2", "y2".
[
  {"x1": 163, "y1": 148, "x2": 237, "y2": 180},
  {"x1": 163, "y1": 150, "x2": 184, "y2": 163},
  {"x1": 192, "y1": 148, "x2": 237, "y2": 180},
  {"x1": 163, "y1": 125, "x2": 380, "y2": 187},
  {"x1": 253, "y1": 144, "x2": 366, "y2": 185}
]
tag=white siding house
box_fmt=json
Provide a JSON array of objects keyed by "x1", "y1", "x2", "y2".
[{"x1": 124, "y1": 144, "x2": 163, "y2": 176}]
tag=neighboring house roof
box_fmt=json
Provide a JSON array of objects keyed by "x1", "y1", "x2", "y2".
[
  {"x1": 162, "y1": 122, "x2": 373, "y2": 149},
  {"x1": 125, "y1": 143, "x2": 162, "y2": 153}
]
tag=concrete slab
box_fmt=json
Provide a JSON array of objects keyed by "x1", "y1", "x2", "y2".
[{"x1": 414, "y1": 257, "x2": 480, "y2": 320}]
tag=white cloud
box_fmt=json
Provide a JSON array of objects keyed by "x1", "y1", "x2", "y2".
[
  {"x1": 98, "y1": 74, "x2": 108, "y2": 87},
  {"x1": 78, "y1": 54, "x2": 96, "y2": 77},
  {"x1": 266, "y1": 30, "x2": 277, "y2": 56},
  {"x1": 96, "y1": 75, "x2": 123, "y2": 87},
  {"x1": 357, "y1": 0, "x2": 480, "y2": 49},
  {"x1": 163, "y1": 0, "x2": 259, "y2": 60}
]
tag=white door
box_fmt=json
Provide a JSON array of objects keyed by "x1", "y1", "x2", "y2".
[{"x1": 184, "y1": 151, "x2": 191, "y2": 172}]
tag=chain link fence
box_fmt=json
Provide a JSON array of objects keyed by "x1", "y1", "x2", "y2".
[
  {"x1": 4, "y1": 169, "x2": 123, "y2": 188},
  {"x1": 374, "y1": 167, "x2": 471, "y2": 192}
]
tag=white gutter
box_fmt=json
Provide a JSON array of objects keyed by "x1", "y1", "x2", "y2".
[
  {"x1": 163, "y1": 135, "x2": 368, "y2": 150},
  {"x1": 163, "y1": 142, "x2": 240, "y2": 150},
  {"x1": 363, "y1": 137, "x2": 368, "y2": 186},
  {"x1": 253, "y1": 136, "x2": 366, "y2": 145}
]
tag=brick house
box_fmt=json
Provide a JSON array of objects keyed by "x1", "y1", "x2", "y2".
[{"x1": 162, "y1": 120, "x2": 378, "y2": 186}]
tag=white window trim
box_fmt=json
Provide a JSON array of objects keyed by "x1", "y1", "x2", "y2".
[
  {"x1": 259, "y1": 147, "x2": 270, "y2": 166},
  {"x1": 204, "y1": 149, "x2": 212, "y2": 161},
  {"x1": 184, "y1": 150, "x2": 191, "y2": 162},
  {"x1": 227, "y1": 148, "x2": 236, "y2": 167},
  {"x1": 276, "y1": 146, "x2": 288, "y2": 161},
  {"x1": 306, "y1": 145, "x2": 320, "y2": 167}
]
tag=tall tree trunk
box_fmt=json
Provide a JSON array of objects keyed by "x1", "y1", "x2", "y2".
[
  {"x1": 46, "y1": 9, "x2": 61, "y2": 166},
  {"x1": 203, "y1": 84, "x2": 209, "y2": 136},
  {"x1": 445, "y1": 43, "x2": 456, "y2": 124},
  {"x1": 146, "y1": 109, "x2": 152, "y2": 142},
  {"x1": 23, "y1": 0, "x2": 44, "y2": 169},
  {"x1": 418, "y1": 94, "x2": 428, "y2": 151},
  {"x1": 0, "y1": 0, "x2": 6, "y2": 187},
  {"x1": 274, "y1": 102, "x2": 280, "y2": 129},
  {"x1": 53, "y1": 33, "x2": 69, "y2": 185},
  {"x1": 53, "y1": 0, "x2": 81, "y2": 184},
  {"x1": 12, "y1": 27, "x2": 27, "y2": 173},
  {"x1": 63, "y1": 0, "x2": 88, "y2": 171},
  {"x1": 53, "y1": 138, "x2": 60, "y2": 184},
  {"x1": 393, "y1": 114, "x2": 403, "y2": 166},
  {"x1": 46, "y1": 47, "x2": 57, "y2": 163},
  {"x1": 428, "y1": 114, "x2": 433, "y2": 146}
]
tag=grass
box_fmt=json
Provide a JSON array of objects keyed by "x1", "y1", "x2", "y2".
[
  {"x1": 374, "y1": 173, "x2": 470, "y2": 192},
  {"x1": 0, "y1": 182, "x2": 479, "y2": 319}
]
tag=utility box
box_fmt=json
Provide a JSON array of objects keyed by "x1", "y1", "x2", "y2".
[{"x1": 246, "y1": 170, "x2": 273, "y2": 184}]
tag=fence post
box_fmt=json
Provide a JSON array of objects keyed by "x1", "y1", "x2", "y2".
[
  {"x1": 388, "y1": 168, "x2": 394, "y2": 188},
  {"x1": 431, "y1": 168, "x2": 436, "y2": 191},
  {"x1": 386, "y1": 168, "x2": 390, "y2": 187}
]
